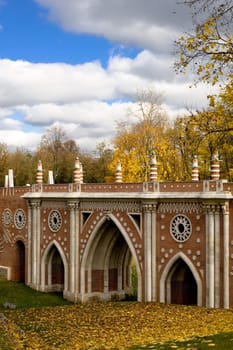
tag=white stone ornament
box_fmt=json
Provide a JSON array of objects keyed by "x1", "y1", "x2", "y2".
[
  {"x1": 170, "y1": 215, "x2": 192, "y2": 242},
  {"x1": 14, "y1": 209, "x2": 26, "y2": 229},
  {"x1": 2, "y1": 209, "x2": 12, "y2": 226},
  {"x1": 48, "y1": 210, "x2": 62, "y2": 232}
]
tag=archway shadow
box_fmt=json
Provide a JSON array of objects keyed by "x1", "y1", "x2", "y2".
[
  {"x1": 16, "y1": 240, "x2": 25, "y2": 282},
  {"x1": 170, "y1": 258, "x2": 197, "y2": 305}
]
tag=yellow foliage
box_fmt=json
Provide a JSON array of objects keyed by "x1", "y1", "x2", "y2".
[
  {"x1": 175, "y1": 12, "x2": 233, "y2": 85},
  {"x1": 5, "y1": 303, "x2": 233, "y2": 349},
  {"x1": 108, "y1": 79, "x2": 233, "y2": 182},
  {"x1": 109, "y1": 96, "x2": 170, "y2": 182}
]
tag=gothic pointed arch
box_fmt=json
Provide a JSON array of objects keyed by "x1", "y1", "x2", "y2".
[
  {"x1": 80, "y1": 213, "x2": 142, "y2": 301},
  {"x1": 160, "y1": 252, "x2": 202, "y2": 306},
  {"x1": 41, "y1": 240, "x2": 68, "y2": 293}
]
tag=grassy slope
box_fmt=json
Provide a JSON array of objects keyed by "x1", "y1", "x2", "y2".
[{"x1": 0, "y1": 279, "x2": 71, "y2": 309}]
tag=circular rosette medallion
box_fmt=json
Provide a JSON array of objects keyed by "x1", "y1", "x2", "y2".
[
  {"x1": 14, "y1": 209, "x2": 26, "y2": 229},
  {"x1": 170, "y1": 215, "x2": 192, "y2": 242},
  {"x1": 48, "y1": 210, "x2": 62, "y2": 232}
]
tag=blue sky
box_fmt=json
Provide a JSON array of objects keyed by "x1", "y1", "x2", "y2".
[
  {"x1": 0, "y1": 0, "x2": 114, "y2": 64},
  {"x1": 0, "y1": 0, "x2": 215, "y2": 152}
]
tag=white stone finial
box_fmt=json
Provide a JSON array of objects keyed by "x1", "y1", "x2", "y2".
[
  {"x1": 115, "y1": 160, "x2": 122, "y2": 183},
  {"x1": 211, "y1": 152, "x2": 220, "y2": 181},
  {"x1": 150, "y1": 153, "x2": 158, "y2": 182},
  {"x1": 8, "y1": 169, "x2": 14, "y2": 188},
  {"x1": 4, "y1": 174, "x2": 8, "y2": 188},
  {"x1": 192, "y1": 155, "x2": 199, "y2": 181},
  {"x1": 74, "y1": 157, "x2": 81, "y2": 184},
  {"x1": 80, "y1": 162, "x2": 83, "y2": 183},
  {"x1": 48, "y1": 170, "x2": 54, "y2": 184},
  {"x1": 36, "y1": 160, "x2": 43, "y2": 184}
]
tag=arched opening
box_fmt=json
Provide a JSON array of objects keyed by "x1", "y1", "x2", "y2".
[
  {"x1": 51, "y1": 249, "x2": 64, "y2": 287},
  {"x1": 45, "y1": 245, "x2": 64, "y2": 292},
  {"x1": 15, "y1": 241, "x2": 25, "y2": 282},
  {"x1": 169, "y1": 258, "x2": 197, "y2": 305},
  {"x1": 81, "y1": 217, "x2": 140, "y2": 302}
]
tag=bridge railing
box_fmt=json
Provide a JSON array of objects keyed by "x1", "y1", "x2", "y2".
[
  {"x1": 0, "y1": 186, "x2": 31, "y2": 198},
  {"x1": 0, "y1": 180, "x2": 231, "y2": 197}
]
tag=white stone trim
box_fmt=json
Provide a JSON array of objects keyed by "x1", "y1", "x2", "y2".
[
  {"x1": 214, "y1": 208, "x2": 220, "y2": 308},
  {"x1": 223, "y1": 203, "x2": 229, "y2": 308}
]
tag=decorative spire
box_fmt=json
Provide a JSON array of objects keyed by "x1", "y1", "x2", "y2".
[
  {"x1": 73, "y1": 157, "x2": 81, "y2": 184},
  {"x1": 80, "y1": 162, "x2": 84, "y2": 183},
  {"x1": 36, "y1": 160, "x2": 43, "y2": 184},
  {"x1": 210, "y1": 152, "x2": 220, "y2": 181},
  {"x1": 115, "y1": 160, "x2": 122, "y2": 183},
  {"x1": 150, "y1": 153, "x2": 158, "y2": 182},
  {"x1": 192, "y1": 155, "x2": 199, "y2": 181}
]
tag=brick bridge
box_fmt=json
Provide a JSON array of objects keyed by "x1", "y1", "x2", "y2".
[{"x1": 0, "y1": 156, "x2": 233, "y2": 308}]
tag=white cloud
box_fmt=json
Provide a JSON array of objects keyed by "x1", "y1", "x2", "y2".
[
  {"x1": 0, "y1": 53, "x2": 216, "y2": 151},
  {"x1": 0, "y1": 117, "x2": 22, "y2": 130},
  {"x1": 19, "y1": 101, "x2": 133, "y2": 126},
  {"x1": 35, "y1": 0, "x2": 192, "y2": 53},
  {"x1": 0, "y1": 59, "x2": 115, "y2": 107},
  {"x1": 0, "y1": 0, "x2": 216, "y2": 152},
  {"x1": 108, "y1": 51, "x2": 174, "y2": 80},
  {"x1": 18, "y1": 101, "x2": 136, "y2": 152},
  {"x1": 0, "y1": 129, "x2": 41, "y2": 150}
]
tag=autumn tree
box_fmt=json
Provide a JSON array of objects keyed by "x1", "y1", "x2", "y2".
[
  {"x1": 169, "y1": 109, "x2": 231, "y2": 179},
  {"x1": 109, "y1": 121, "x2": 142, "y2": 182},
  {"x1": 78, "y1": 142, "x2": 113, "y2": 183},
  {"x1": 109, "y1": 89, "x2": 174, "y2": 182},
  {"x1": 36, "y1": 126, "x2": 79, "y2": 183},
  {"x1": 175, "y1": 0, "x2": 233, "y2": 84},
  {"x1": 132, "y1": 89, "x2": 168, "y2": 179},
  {"x1": 168, "y1": 116, "x2": 201, "y2": 180},
  {"x1": 92, "y1": 142, "x2": 113, "y2": 182},
  {"x1": 197, "y1": 83, "x2": 233, "y2": 179},
  {"x1": 8, "y1": 148, "x2": 35, "y2": 186},
  {"x1": 0, "y1": 143, "x2": 10, "y2": 185},
  {"x1": 174, "y1": 0, "x2": 233, "y2": 180}
]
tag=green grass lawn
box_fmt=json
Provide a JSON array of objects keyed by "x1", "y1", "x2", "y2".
[
  {"x1": 1, "y1": 278, "x2": 233, "y2": 349},
  {"x1": 128, "y1": 332, "x2": 233, "y2": 349},
  {"x1": 0, "y1": 278, "x2": 71, "y2": 309}
]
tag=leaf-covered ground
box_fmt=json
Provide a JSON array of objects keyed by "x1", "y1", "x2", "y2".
[{"x1": 3, "y1": 302, "x2": 233, "y2": 349}]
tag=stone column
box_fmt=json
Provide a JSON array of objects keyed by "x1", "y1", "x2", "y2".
[
  {"x1": 151, "y1": 203, "x2": 157, "y2": 301},
  {"x1": 143, "y1": 203, "x2": 157, "y2": 302},
  {"x1": 27, "y1": 202, "x2": 32, "y2": 285},
  {"x1": 143, "y1": 204, "x2": 152, "y2": 302},
  {"x1": 74, "y1": 202, "x2": 80, "y2": 295},
  {"x1": 31, "y1": 200, "x2": 41, "y2": 289},
  {"x1": 68, "y1": 201, "x2": 79, "y2": 300},
  {"x1": 205, "y1": 205, "x2": 209, "y2": 306},
  {"x1": 205, "y1": 204, "x2": 215, "y2": 308},
  {"x1": 222, "y1": 203, "x2": 229, "y2": 308},
  {"x1": 208, "y1": 206, "x2": 215, "y2": 308},
  {"x1": 214, "y1": 205, "x2": 220, "y2": 308}
]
